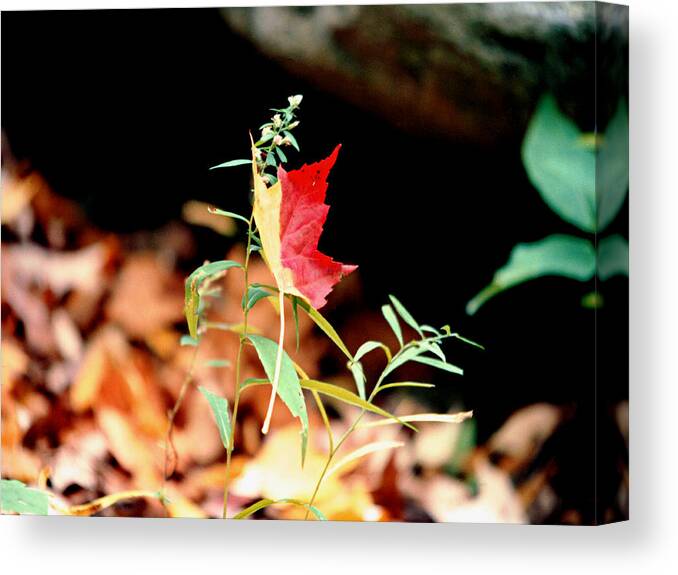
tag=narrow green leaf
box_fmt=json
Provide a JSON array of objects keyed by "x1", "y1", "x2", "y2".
[
  {"x1": 243, "y1": 286, "x2": 272, "y2": 312},
  {"x1": 198, "y1": 387, "x2": 232, "y2": 450},
  {"x1": 381, "y1": 346, "x2": 425, "y2": 379},
  {"x1": 266, "y1": 152, "x2": 277, "y2": 168},
  {"x1": 354, "y1": 340, "x2": 391, "y2": 363},
  {"x1": 207, "y1": 207, "x2": 250, "y2": 225},
  {"x1": 0, "y1": 479, "x2": 49, "y2": 515},
  {"x1": 233, "y1": 498, "x2": 326, "y2": 520},
  {"x1": 411, "y1": 355, "x2": 464, "y2": 375},
  {"x1": 291, "y1": 297, "x2": 300, "y2": 352},
  {"x1": 466, "y1": 235, "x2": 596, "y2": 315},
  {"x1": 388, "y1": 295, "x2": 422, "y2": 336},
  {"x1": 185, "y1": 260, "x2": 243, "y2": 338},
  {"x1": 300, "y1": 379, "x2": 416, "y2": 431},
  {"x1": 275, "y1": 147, "x2": 288, "y2": 163},
  {"x1": 240, "y1": 378, "x2": 269, "y2": 391},
  {"x1": 419, "y1": 340, "x2": 446, "y2": 362},
  {"x1": 283, "y1": 130, "x2": 300, "y2": 151},
  {"x1": 358, "y1": 411, "x2": 473, "y2": 429},
  {"x1": 376, "y1": 382, "x2": 435, "y2": 392},
  {"x1": 522, "y1": 94, "x2": 596, "y2": 232},
  {"x1": 209, "y1": 159, "x2": 252, "y2": 170},
  {"x1": 597, "y1": 234, "x2": 629, "y2": 281},
  {"x1": 381, "y1": 304, "x2": 403, "y2": 347},
  {"x1": 294, "y1": 298, "x2": 353, "y2": 361},
  {"x1": 248, "y1": 335, "x2": 309, "y2": 464},
  {"x1": 349, "y1": 360, "x2": 366, "y2": 400}
]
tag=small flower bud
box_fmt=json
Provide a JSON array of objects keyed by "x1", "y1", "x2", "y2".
[
  {"x1": 254, "y1": 148, "x2": 262, "y2": 161},
  {"x1": 272, "y1": 114, "x2": 282, "y2": 128},
  {"x1": 282, "y1": 137, "x2": 292, "y2": 146},
  {"x1": 288, "y1": 94, "x2": 303, "y2": 108},
  {"x1": 261, "y1": 175, "x2": 270, "y2": 184},
  {"x1": 261, "y1": 126, "x2": 272, "y2": 137},
  {"x1": 273, "y1": 134, "x2": 284, "y2": 146},
  {"x1": 287, "y1": 121, "x2": 300, "y2": 130}
]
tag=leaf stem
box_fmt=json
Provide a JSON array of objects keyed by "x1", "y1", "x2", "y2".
[{"x1": 262, "y1": 287, "x2": 286, "y2": 434}]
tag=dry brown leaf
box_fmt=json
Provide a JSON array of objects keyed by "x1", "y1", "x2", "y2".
[{"x1": 105, "y1": 252, "x2": 184, "y2": 338}]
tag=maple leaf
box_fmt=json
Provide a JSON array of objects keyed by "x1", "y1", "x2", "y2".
[
  {"x1": 252, "y1": 144, "x2": 357, "y2": 310},
  {"x1": 251, "y1": 144, "x2": 356, "y2": 434}
]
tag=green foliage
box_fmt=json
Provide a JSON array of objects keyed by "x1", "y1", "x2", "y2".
[
  {"x1": 209, "y1": 158, "x2": 252, "y2": 170},
  {"x1": 1, "y1": 479, "x2": 49, "y2": 515},
  {"x1": 468, "y1": 93, "x2": 628, "y2": 314},
  {"x1": 198, "y1": 387, "x2": 232, "y2": 450},
  {"x1": 248, "y1": 334, "x2": 309, "y2": 465},
  {"x1": 233, "y1": 498, "x2": 326, "y2": 521},
  {"x1": 597, "y1": 234, "x2": 629, "y2": 281},
  {"x1": 381, "y1": 304, "x2": 404, "y2": 347},
  {"x1": 466, "y1": 235, "x2": 596, "y2": 315},
  {"x1": 522, "y1": 94, "x2": 597, "y2": 232}
]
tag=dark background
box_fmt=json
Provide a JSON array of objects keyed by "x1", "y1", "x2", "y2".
[{"x1": 1, "y1": 7, "x2": 628, "y2": 523}]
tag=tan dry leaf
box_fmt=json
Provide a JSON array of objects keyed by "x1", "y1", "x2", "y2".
[{"x1": 105, "y1": 252, "x2": 184, "y2": 339}]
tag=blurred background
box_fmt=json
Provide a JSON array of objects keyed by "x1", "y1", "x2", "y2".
[{"x1": 2, "y1": 3, "x2": 628, "y2": 523}]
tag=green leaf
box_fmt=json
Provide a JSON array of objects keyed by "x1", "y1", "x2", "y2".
[
  {"x1": 388, "y1": 295, "x2": 422, "y2": 336},
  {"x1": 354, "y1": 340, "x2": 391, "y2": 363},
  {"x1": 233, "y1": 498, "x2": 326, "y2": 521},
  {"x1": 291, "y1": 296, "x2": 300, "y2": 352},
  {"x1": 300, "y1": 379, "x2": 416, "y2": 431},
  {"x1": 411, "y1": 355, "x2": 463, "y2": 376},
  {"x1": 466, "y1": 235, "x2": 596, "y2": 314},
  {"x1": 207, "y1": 207, "x2": 250, "y2": 225},
  {"x1": 294, "y1": 298, "x2": 353, "y2": 361},
  {"x1": 418, "y1": 340, "x2": 446, "y2": 362},
  {"x1": 359, "y1": 410, "x2": 473, "y2": 429},
  {"x1": 598, "y1": 234, "x2": 629, "y2": 281},
  {"x1": 597, "y1": 100, "x2": 629, "y2": 231},
  {"x1": 266, "y1": 152, "x2": 277, "y2": 168},
  {"x1": 522, "y1": 94, "x2": 596, "y2": 232},
  {"x1": 240, "y1": 377, "x2": 269, "y2": 391},
  {"x1": 376, "y1": 382, "x2": 435, "y2": 392},
  {"x1": 283, "y1": 130, "x2": 300, "y2": 151},
  {"x1": 243, "y1": 286, "x2": 272, "y2": 312},
  {"x1": 209, "y1": 159, "x2": 252, "y2": 170},
  {"x1": 381, "y1": 346, "x2": 425, "y2": 379},
  {"x1": 1, "y1": 479, "x2": 48, "y2": 515},
  {"x1": 349, "y1": 360, "x2": 366, "y2": 400},
  {"x1": 381, "y1": 304, "x2": 403, "y2": 347},
  {"x1": 180, "y1": 335, "x2": 199, "y2": 347},
  {"x1": 275, "y1": 147, "x2": 288, "y2": 163},
  {"x1": 198, "y1": 386, "x2": 232, "y2": 450},
  {"x1": 248, "y1": 335, "x2": 309, "y2": 464},
  {"x1": 185, "y1": 260, "x2": 243, "y2": 338}
]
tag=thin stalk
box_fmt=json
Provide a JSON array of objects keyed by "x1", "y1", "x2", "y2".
[
  {"x1": 222, "y1": 214, "x2": 255, "y2": 519},
  {"x1": 162, "y1": 343, "x2": 200, "y2": 512},
  {"x1": 262, "y1": 287, "x2": 286, "y2": 434}
]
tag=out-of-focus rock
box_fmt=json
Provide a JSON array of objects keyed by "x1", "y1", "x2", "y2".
[{"x1": 222, "y1": 3, "x2": 628, "y2": 143}]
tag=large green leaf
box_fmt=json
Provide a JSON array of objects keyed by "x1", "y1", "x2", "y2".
[
  {"x1": 300, "y1": 379, "x2": 416, "y2": 431},
  {"x1": 248, "y1": 335, "x2": 309, "y2": 464},
  {"x1": 1, "y1": 479, "x2": 48, "y2": 515},
  {"x1": 198, "y1": 387, "x2": 232, "y2": 450},
  {"x1": 597, "y1": 100, "x2": 629, "y2": 231},
  {"x1": 184, "y1": 260, "x2": 243, "y2": 338},
  {"x1": 598, "y1": 234, "x2": 629, "y2": 281},
  {"x1": 466, "y1": 235, "x2": 596, "y2": 314},
  {"x1": 522, "y1": 94, "x2": 596, "y2": 232}
]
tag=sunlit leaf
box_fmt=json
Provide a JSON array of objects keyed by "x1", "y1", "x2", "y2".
[
  {"x1": 466, "y1": 235, "x2": 596, "y2": 315},
  {"x1": 522, "y1": 94, "x2": 596, "y2": 232},
  {"x1": 198, "y1": 386, "x2": 232, "y2": 450},
  {"x1": 294, "y1": 297, "x2": 353, "y2": 361},
  {"x1": 300, "y1": 379, "x2": 416, "y2": 431},
  {"x1": 376, "y1": 382, "x2": 435, "y2": 392},
  {"x1": 209, "y1": 159, "x2": 252, "y2": 170},
  {"x1": 248, "y1": 335, "x2": 309, "y2": 464},
  {"x1": 381, "y1": 304, "x2": 403, "y2": 347},
  {"x1": 349, "y1": 360, "x2": 366, "y2": 400},
  {"x1": 358, "y1": 411, "x2": 473, "y2": 429},
  {"x1": 388, "y1": 295, "x2": 422, "y2": 336},
  {"x1": 354, "y1": 340, "x2": 391, "y2": 363},
  {"x1": 411, "y1": 355, "x2": 463, "y2": 375}
]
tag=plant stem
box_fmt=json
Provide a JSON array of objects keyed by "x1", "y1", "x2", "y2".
[
  {"x1": 162, "y1": 343, "x2": 200, "y2": 513},
  {"x1": 262, "y1": 287, "x2": 286, "y2": 434},
  {"x1": 222, "y1": 214, "x2": 255, "y2": 519}
]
